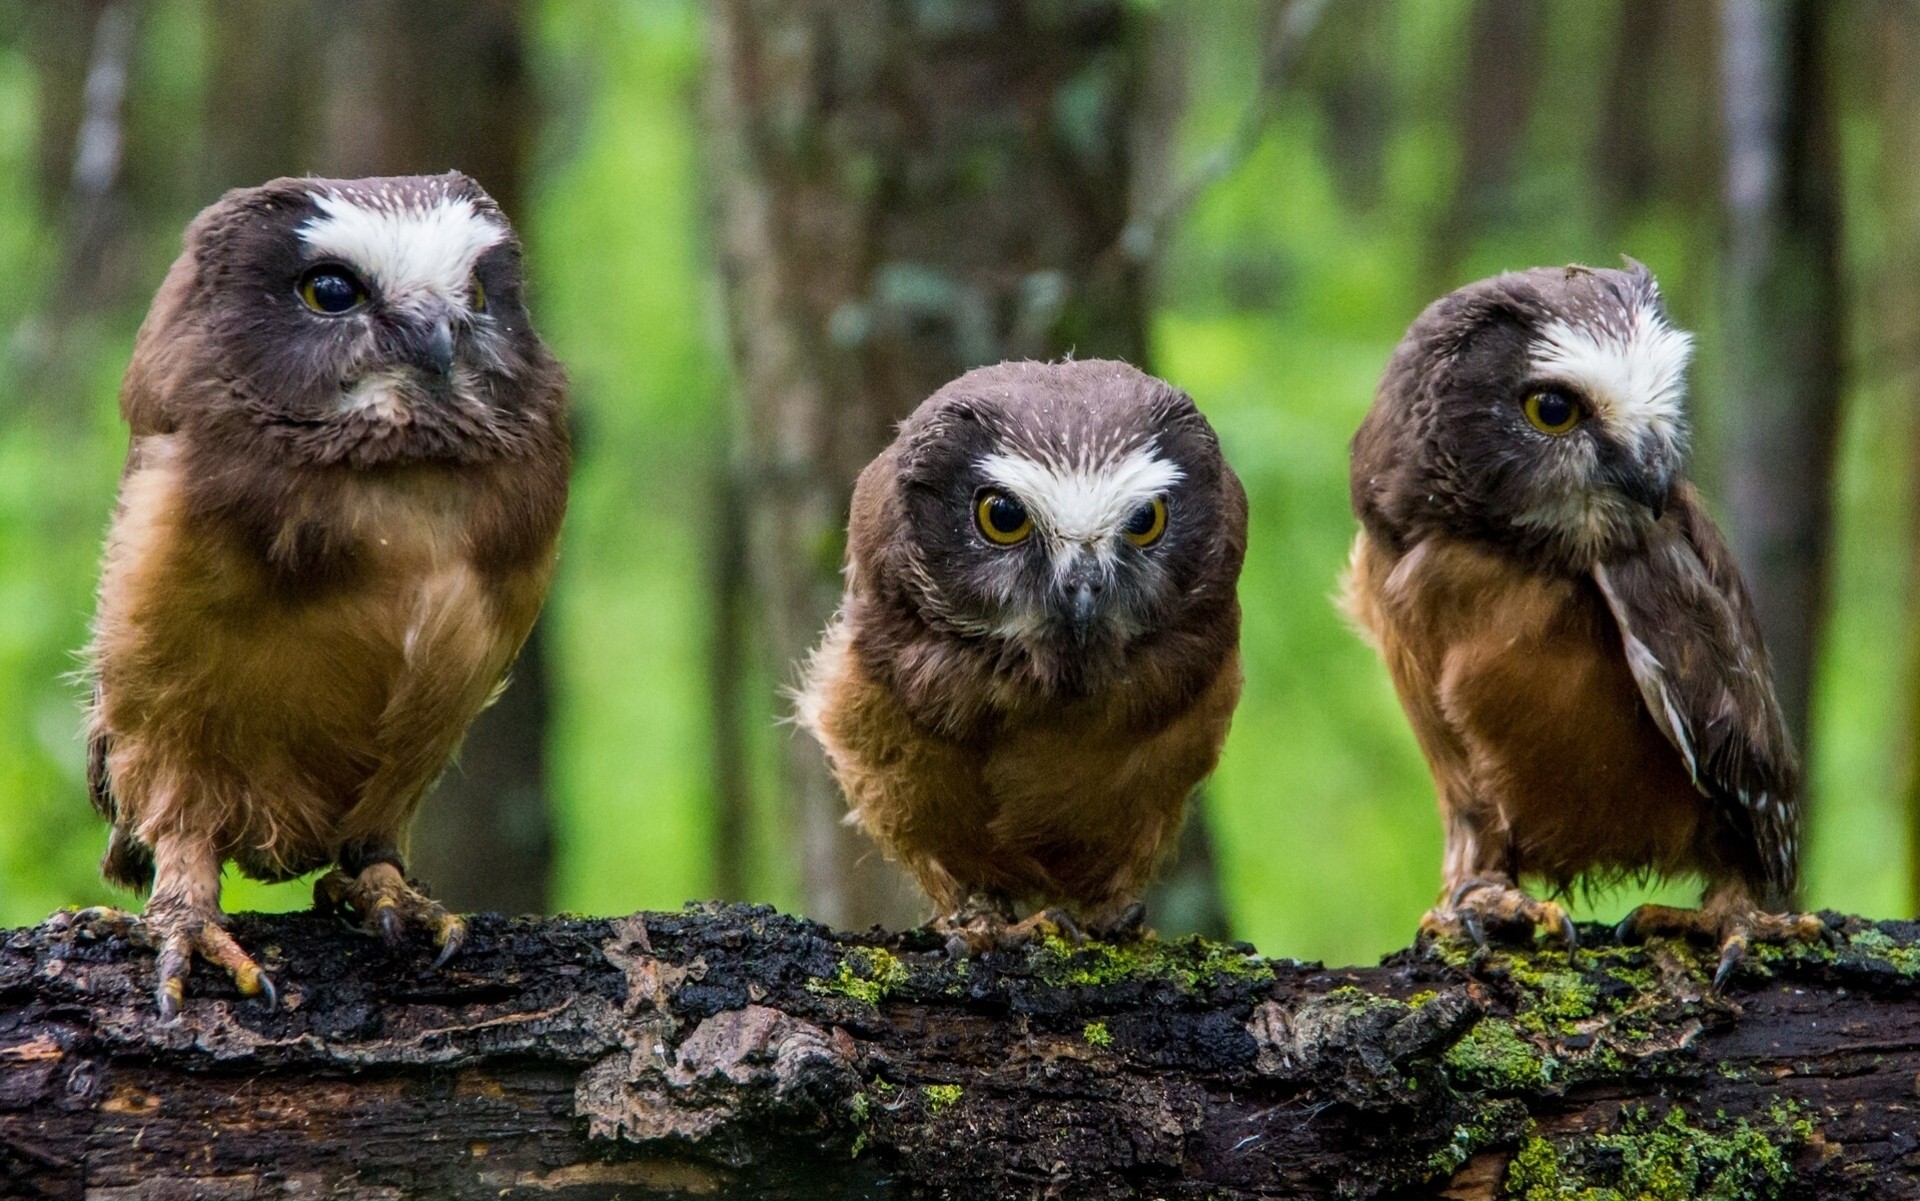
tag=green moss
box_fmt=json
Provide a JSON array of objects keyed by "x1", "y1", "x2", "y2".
[
  {"x1": 1408, "y1": 989, "x2": 1439, "y2": 1008},
  {"x1": 1506, "y1": 953, "x2": 1600, "y2": 1035},
  {"x1": 1034, "y1": 934, "x2": 1274, "y2": 993},
  {"x1": 923, "y1": 1083, "x2": 963, "y2": 1112},
  {"x1": 1443, "y1": 1018, "x2": 1557, "y2": 1091},
  {"x1": 1845, "y1": 927, "x2": 1920, "y2": 975},
  {"x1": 807, "y1": 946, "x2": 911, "y2": 1006},
  {"x1": 1082, "y1": 1020, "x2": 1113, "y2": 1047},
  {"x1": 1504, "y1": 1105, "x2": 1806, "y2": 1201}
]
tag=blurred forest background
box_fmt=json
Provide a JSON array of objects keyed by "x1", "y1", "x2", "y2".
[{"x1": 0, "y1": 0, "x2": 1913, "y2": 967}]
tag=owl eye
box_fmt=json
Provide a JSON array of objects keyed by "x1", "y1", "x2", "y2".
[
  {"x1": 471, "y1": 274, "x2": 488, "y2": 313},
  {"x1": 975, "y1": 491, "x2": 1033, "y2": 545},
  {"x1": 1122, "y1": 497, "x2": 1168, "y2": 546},
  {"x1": 298, "y1": 266, "x2": 368, "y2": 315},
  {"x1": 1523, "y1": 389, "x2": 1582, "y2": 436}
]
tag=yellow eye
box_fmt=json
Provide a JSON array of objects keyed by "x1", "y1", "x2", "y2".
[
  {"x1": 472, "y1": 275, "x2": 488, "y2": 313},
  {"x1": 1122, "y1": 496, "x2": 1168, "y2": 546},
  {"x1": 297, "y1": 266, "x2": 367, "y2": 314},
  {"x1": 975, "y1": 491, "x2": 1033, "y2": 545},
  {"x1": 1523, "y1": 390, "x2": 1582, "y2": 436}
]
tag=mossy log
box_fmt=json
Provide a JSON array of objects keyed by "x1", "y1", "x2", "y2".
[{"x1": 2, "y1": 903, "x2": 1918, "y2": 1199}]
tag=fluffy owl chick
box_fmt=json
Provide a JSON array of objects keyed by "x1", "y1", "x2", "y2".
[
  {"x1": 1345, "y1": 262, "x2": 1819, "y2": 987},
  {"x1": 798, "y1": 360, "x2": 1246, "y2": 949},
  {"x1": 86, "y1": 174, "x2": 568, "y2": 1015}
]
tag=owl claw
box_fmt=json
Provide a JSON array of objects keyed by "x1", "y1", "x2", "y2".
[
  {"x1": 1460, "y1": 908, "x2": 1489, "y2": 951},
  {"x1": 1423, "y1": 878, "x2": 1573, "y2": 951},
  {"x1": 316, "y1": 863, "x2": 466, "y2": 968},
  {"x1": 432, "y1": 915, "x2": 468, "y2": 969},
  {"x1": 145, "y1": 908, "x2": 274, "y2": 1019},
  {"x1": 1615, "y1": 901, "x2": 1822, "y2": 995}
]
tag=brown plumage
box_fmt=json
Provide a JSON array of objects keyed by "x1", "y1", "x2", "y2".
[
  {"x1": 85, "y1": 174, "x2": 568, "y2": 1014},
  {"x1": 798, "y1": 360, "x2": 1246, "y2": 947},
  {"x1": 1345, "y1": 263, "x2": 1818, "y2": 985}
]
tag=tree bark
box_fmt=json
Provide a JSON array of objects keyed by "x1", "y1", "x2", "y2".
[
  {"x1": 703, "y1": 0, "x2": 1154, "y2": 931},
  {"x1": 1718, "y1": 0, "x2": 1844, "y2": 768},
  {"x1": 3, "y1": 905, "x2": 1917, "y2": 1199}
]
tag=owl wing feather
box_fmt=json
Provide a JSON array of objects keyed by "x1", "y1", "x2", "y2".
[{"x1": 1590, "y1": 483, "x2": 1799, "y2": 907}]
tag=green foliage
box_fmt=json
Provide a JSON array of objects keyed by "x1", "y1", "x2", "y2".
[
  {"x1": 1082, "y1": 1020, "x2": 1113, "y2": 1047},
  {"x1": 922, "y1": 1083, "x2": 963, "y2": 1113}
]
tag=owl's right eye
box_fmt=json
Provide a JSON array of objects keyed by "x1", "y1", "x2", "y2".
[
  {"x1": 298, "y1": 266, "x2": 368, "y2": 315},
  {"x1": 1523, "y1": 389, "x2": 1582, "y2": 436},
  {"x1": 975, "y1": 491, "x2": 1033, "y2": 546}
]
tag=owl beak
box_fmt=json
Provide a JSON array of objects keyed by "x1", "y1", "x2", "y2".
[
  {"x1": 1060, "y1": 564, "x2": 1105, "y2": 645},
  {"x1": 1606, "y1": 461, "x2": 1667, "y2": 521},
  {"x1": 424, "y1": 318, "x2": 456, "y2": 379}
]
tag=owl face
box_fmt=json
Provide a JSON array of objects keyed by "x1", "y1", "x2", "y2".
[
  {"x1": 170, "y1": 173, "x2": 552, "y2": 466},
  {"x1": 889, "y1": 361, "x2": 1241, "y2": 685},
  {"x1": 1357, "y1": 264, "x2": 1694, "y2": 568}
]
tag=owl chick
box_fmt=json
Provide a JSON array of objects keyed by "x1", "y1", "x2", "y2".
[
  {"x1": 1345, "y1": 262, "x2": 1820, "y2": 987},
  {"x1": 86, "y1": 174, "x2": 569, "y2": 1015},
  {"x1": 798, "y1": 360, "x2": 1246, "y2": 949}
]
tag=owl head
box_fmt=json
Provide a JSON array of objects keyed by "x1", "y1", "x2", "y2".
[
  {"x1": 861, "y1": 360, "x2": 1246, "y2": 697},
  {"x1": 1352, "y1": 262, "x2": 1694, "y2": 569},
  {"x1": 128, "y1": 172, "x2": 562, "y2": 467}
]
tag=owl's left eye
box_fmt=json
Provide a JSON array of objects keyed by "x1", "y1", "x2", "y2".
[
  {"x1": 298, "y1": 266, "x2": 368, "y2": 315},
  {"x1": 1523, "y1": 389, "x2": 1582, "y2": 436},
  {"x1": 1122, "y1": 497, "x2": 1168, "y2": 546},
  {"x1": 471, "y1": 274, "x2": 488, "y2": 313}
]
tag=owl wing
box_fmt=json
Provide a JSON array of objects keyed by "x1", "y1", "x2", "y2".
[{"x1": 1590, "y1": 483, "x2": 1799, "y2": 906}]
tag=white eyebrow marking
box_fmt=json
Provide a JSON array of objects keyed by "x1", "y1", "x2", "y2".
[
  {"x1": 299, "y1": 189, "x2": 505, "y2": 307},
  {"x1": 1528, "y1": 304, "x2": 1693, "y2": 452},
  {"x1": 980, "y1": 446, "x2": 1182, "y2": 550}
]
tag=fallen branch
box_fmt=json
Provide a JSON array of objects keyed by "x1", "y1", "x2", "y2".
[{"x1": 2, "y1": 903, "x2": 1917, "y2": 1198}]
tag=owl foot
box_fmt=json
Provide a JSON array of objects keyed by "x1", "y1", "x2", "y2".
[
  {"x1": 143, "y1": 899, "x2": 276, "y2": 1020},
  {"x1": 1084, "y1": 901, "x2": 1149, "y2": 943},
  {"x1": 1614, "y1": 903, "x2": 1825, "y2": 993},
  {"x1": 315, "y1": 862, "x2": 467, "y2": 968},
  {"x1": 933, "y1": 895, "x2": 1082, "y2": 956},
  {"x1": 1421, "y1": 876, "x2": 1577, "y2": 951}
]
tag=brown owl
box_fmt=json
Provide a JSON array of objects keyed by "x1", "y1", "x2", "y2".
[
  {"x1": 85, "y1": 174, "x2": 569, "y2": 1015},
  {"x1": 798, "y1": 360, "x2": 1246, "y2": 950},
  {"x1": 1345, "y1": 262, "x2": 1821, "y2": 988}
]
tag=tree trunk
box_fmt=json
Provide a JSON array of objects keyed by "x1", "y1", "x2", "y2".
[
  {"x1": 1718, "y1": 0, "x2": 1844, "y2": 771},
  {"x1": 1875, "y1": 0, "x2": 1920, "y2": 919},
  {"x1": 1425, "y1": 0, "x2": 1544, "y2": 293},
  {"x1": 3, "y1": 905, "x2": 1917, "y2": 1199},
  {"x1": 704, "y1": 0, "x2": 1154, "y2": 932}
]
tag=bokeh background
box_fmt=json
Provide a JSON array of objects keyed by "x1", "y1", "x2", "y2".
[{"x1": 0, "y1": 0, "x2": 1910, "y2": 967}]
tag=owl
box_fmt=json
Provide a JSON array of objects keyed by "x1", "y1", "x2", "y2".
[
  {"x1": 1345, "y1": 262, "x2": 1820, "y2": 987},
  {"x1": 797, "y1": 360, "x2": 1246, "y2": 950},
  {"x1": 85, "y1": 173, "x2": 569, "y2": 1015}
]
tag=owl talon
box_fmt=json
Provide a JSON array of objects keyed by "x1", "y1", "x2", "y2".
[
  {"x1": 1460, "y1": 908, "x2": 1489, "y2": 950},
  {"x1": 145, "y1": 907, "x2": 273, "y2": 1018},
  {"x1": 1428, "y1": 879, "x2": 1571, "y2": 949},
  {"x1": 1615, "y1": 900, "x2": 1821, "y2": 994},
  {"x1": 1092, "y1": 901, "x2": 1148, "y2": 942},
  {"x1": 320, "y1": 862, "x2": 466, "y2": 967},
  {"x1": 377, "y1": 901, "x2": 406, "y2": 948},
  {"x1": 432, "y1": 915, "x2": 468, "y2": 969}
]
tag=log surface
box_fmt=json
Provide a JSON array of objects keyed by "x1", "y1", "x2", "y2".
[{"x1": 2, "y1": 903, "x2": 1918, "y2": 1199}]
